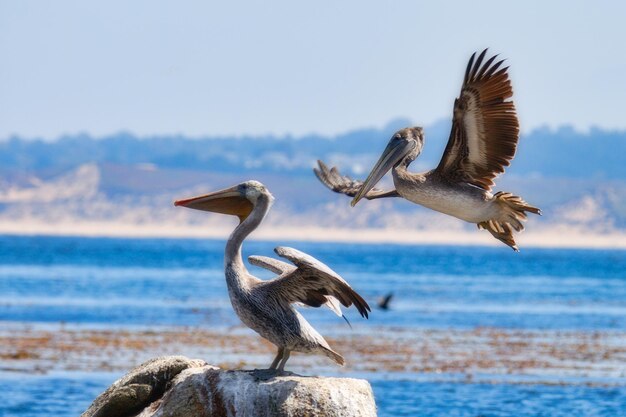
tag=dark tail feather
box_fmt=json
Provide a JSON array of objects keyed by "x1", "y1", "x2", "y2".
[
  {"x1": 321, "y1": 347, "x2": 345, "y2": 366},
  {"x1": 478, "y1": 220, "x2": 519, "y2": 251}
]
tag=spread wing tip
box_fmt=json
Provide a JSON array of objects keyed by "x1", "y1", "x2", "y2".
[
  {"x1": 274, "y1": 245, "x2": 370, "y2": 319},
  {"x1": 350, "y1": 289, "x2": 371, "y2": 319},
  {"x1": 437, "y1": 49, "x2": 519, "y2": 191}
]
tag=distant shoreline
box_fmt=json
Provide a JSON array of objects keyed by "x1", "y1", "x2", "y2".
[{"x1": 0, "y1": 220, "x2": 625, "y2": 250}]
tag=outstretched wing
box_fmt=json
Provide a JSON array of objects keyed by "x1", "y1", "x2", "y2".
[
  {"x1": 314, "y1": 160, "x2": 399, "y2": 199},
  {"x1": 250, "y1": 255, "x2": 344, "y2": 317},
  {"x1": 248, "y1": 255, "x2": 295, "y2": 275},
  {"x1": 435, "y1": 49, "x2": 519, "y2": 191},
  {"x1": 261, "y1": 246, "x2": 370, "y2": 319}
]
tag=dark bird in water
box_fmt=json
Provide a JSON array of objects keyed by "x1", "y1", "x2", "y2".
[
  {"x1": 175, "y1": 181, "x2": 370, "y2": 372},
  {"x1": 315, "y1": 49, "x2": 541, "y2": 251},
  {"x1": 377, "y1": 292, "x2": 394, "y2": 310}
]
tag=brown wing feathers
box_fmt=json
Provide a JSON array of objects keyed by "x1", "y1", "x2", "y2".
[
  {"x1": 302, "y1": 287, "x2": 330, "y2": 308},
  {"x1": 333, "y1": 283, "x2": 370, "y2": 318},
  {"x1": 438, "y1": 49, "x2": 519, "y2": 191},
  {"x1": 271, "y1": 246, "x2": 371, "y2": 318},
  {"x1": 313, "y1": 160, "x2": 364, "y2": 196},
  {"x1": 314, "y1": 160, "x2": 398, "y2": 200},
  {"x1": 298, "y1": 274, "x2": 370, "y2": 319}
]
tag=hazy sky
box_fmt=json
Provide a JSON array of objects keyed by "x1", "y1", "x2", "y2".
[{"x1": 1, "y1": 1, "x2": 625, "y2": 139}]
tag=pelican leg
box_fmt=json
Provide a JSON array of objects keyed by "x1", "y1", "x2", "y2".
[
  {"x1": 269, "y1": 347, "x2": 284, "y2": 370},
  {"x1": 277, "y1": 349, "x2": 291, "y2": 372}
]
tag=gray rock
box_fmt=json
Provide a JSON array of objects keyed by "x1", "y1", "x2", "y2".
[
  {"x1": 81, "y1": 356, "x2": 210, "y2": 417},
  {"x1": 82, "y1": 356, "x2": 377, "y2": 417}
]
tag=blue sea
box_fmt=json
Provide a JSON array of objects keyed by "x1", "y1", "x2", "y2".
[{"x1": 2, "y1": 235, "x2": 626, "y2": 416}]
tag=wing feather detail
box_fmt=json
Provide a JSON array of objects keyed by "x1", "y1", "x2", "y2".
[
  {"x1": 435, "y1": 49, "x2": 519, "y2": 191},
  {"x1": 248, "y1": 255, "x2": 295, "y2": 275},
  {"x1": 260, "y1": 246, "x2": 370, "y2": 319},
  {"x1": 314, "y1": 160, "x2": 398, "y2": 199}
]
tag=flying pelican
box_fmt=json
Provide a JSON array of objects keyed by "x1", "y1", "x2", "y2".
[
  {"x1": 174, "y1": 180, "x2": 370, "y2": 372},
  {"x1": 315, "y1": 49, "x2": 540, "y2": 251},
  {"x1": 377, "y1": 292, "x2": 394, "y2": 311}
]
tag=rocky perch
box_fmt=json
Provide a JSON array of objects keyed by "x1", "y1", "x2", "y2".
[{"x1": 81, "y1": 356, "x2": 377, "y2": 417}]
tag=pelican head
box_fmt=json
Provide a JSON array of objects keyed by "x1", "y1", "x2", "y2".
[
  {"x1": 174, "y1": 180, "x2": 273, "y2": 222},
  {"x1": 351, "y1": 127, "x2": 424, "y2": 206}
]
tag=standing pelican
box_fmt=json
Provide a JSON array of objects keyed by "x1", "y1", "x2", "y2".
[
  {"x1": 315, "y1": 49, "x2": 540, "y2": 251},
  {"x1": 175, "y1": 181, "x2": 369, "y2": 371}
]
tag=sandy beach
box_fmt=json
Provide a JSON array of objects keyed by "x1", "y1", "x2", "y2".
[{"x1": 0, "y1": 220, "x2": 625, "y2": 250}]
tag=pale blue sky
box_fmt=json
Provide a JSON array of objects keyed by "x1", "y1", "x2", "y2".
[{"x1": 1, "y1": 1, "x2": 625, "y2": 139}]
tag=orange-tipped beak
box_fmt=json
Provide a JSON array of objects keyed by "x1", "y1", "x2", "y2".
[{"x1": 174, "y1": 185, "x2": 253, "y2": 221}]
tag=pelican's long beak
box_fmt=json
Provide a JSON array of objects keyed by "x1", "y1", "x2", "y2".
[
  {"x1": 174, "y1": 185, "x2": 253, "y2": 221},
  {"x1": 351, "y1": 140, "x2": 415, "y2": 206}
]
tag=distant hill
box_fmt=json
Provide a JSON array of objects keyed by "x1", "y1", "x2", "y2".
[
  {"x1": 1, "y1": 120, "x2": 626, "y2": 236},
  {"x1": 3, "y1": 120, "x2": 626, "y2": 180}
]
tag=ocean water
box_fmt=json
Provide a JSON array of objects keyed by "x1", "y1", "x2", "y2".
[
  {"x1": 2, "y1": 235, "x2": 626, "y2": 416},
  {"x1": 3, "y1": 372, "x2": 626, "y2": 417}
]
